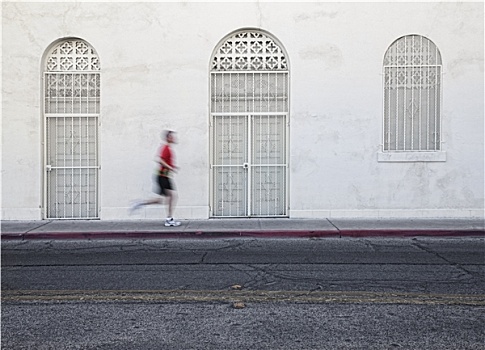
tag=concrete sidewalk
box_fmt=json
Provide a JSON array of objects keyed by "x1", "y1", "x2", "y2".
[{"x1": 1, "y1": 218, "x2": 484, "y2": 240}]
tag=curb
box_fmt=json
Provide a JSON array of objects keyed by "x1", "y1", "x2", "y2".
[
  {"x1": 0, "y1": 230, "x2": 340, "y2": 240},
  {"x1": 339, "y1": 229, "x2": 485, "y2": 237},
  {"x1": 1, "y1": 229, "x2": 484, "y2": 240}
]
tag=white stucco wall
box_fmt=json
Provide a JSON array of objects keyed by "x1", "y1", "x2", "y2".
[{"x1": 2, "y1": 1, "x2": 483, "y2": 220}]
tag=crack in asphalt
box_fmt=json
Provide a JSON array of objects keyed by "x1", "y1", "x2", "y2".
[{"x1": 411, "y1": 241, "x2": 478, "y2": 278}]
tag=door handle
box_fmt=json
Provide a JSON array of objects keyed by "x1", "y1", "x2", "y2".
[{"x1": 243, "y1": 163, "x2": 249, "y2": 169}]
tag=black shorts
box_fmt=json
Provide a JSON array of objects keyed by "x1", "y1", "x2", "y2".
[{"x1": 154, "y1": 175, "x2": 174, "y2": 196}]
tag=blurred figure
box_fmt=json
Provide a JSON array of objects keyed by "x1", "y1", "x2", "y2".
[{"x1": 130, "y1": 130, "x2": 181, "y2": 227}]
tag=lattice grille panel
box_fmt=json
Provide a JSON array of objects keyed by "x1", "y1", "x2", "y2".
[
  {"x1": 46, "y1": 40, "x2": 100, "y2": 71},
  {"x1": 383, "y1": 35, "x2": 442, "y2": 151},
  {"x1": 212, "y1": 31, "x2": 287, "y2": 71}
]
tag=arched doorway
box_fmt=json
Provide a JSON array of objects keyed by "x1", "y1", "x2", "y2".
[
  {"x1": 43, "y1": 38, "x2": 100, "y2": 219},
  {"x1": 209, "y1": 29, "x2": 289, "y2": 217}
]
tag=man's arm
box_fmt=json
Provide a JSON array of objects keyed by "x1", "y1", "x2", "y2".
[{"x1": 157, "y1": 157, "x2": 175, "y2": 171}]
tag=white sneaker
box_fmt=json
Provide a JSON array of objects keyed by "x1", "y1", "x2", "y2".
[{"x1": 165, "y1": 218, "x2": 181, "y2": 227}]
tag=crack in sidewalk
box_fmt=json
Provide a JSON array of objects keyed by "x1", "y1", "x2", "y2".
[
  {"x1": 25, "y1": 221, "x2": 53, "y2": 234},
  {"x1": 326, "y1": 219, "x2": 341, "y2": 237}
]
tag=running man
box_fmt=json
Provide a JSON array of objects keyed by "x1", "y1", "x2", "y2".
[{"x1": 130, "y1": 130, "x2": 181, "y2": 227}]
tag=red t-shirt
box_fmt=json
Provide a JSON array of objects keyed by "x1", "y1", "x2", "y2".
[{"x1": 159, "y1": 144, "x2": 173, "y2": 177}]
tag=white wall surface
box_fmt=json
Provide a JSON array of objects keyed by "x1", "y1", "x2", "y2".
[{"x1": 2, "y1": 1, "x2": 483, "y2": 220}]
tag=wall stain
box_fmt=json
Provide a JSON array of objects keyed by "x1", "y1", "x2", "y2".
[
  {"x1": 294, "y1": 10, "x2": 338, "y2": 22},
  {"x1": 299, "y1": 44, "x2": 343, "y2": 70}
]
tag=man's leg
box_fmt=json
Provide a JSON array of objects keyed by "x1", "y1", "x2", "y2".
[
  {"x1": 144, "y1": 198, "x2": 163, "y2": 205},
  {"x1": 164, "y1": 190, "x2": 180, "y2": 226},
  {"x1": 166, "y1": 190, "x2": 177, "y2": 218},
  {"x1": 129, "y1": 197, "x2": 162, "y2": 213}
]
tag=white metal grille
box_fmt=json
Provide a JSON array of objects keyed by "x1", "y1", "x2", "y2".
[
  {"x1": 211, "y1": 72, "x2": 288, "y2": 113},
  {"x1": 211, "y1": 31, "x2": 287, "y2": 71},
  {"x1": 213, "y1": 115, "x2": 249, "y2": 217},
  {"x1": 210, "y1": 30, "x2": 289, "y2": 217},
  {"x1": 44, "y1": 39, "x2": 100, "y2": 219},
  {"x1": 383, "y1": 35, "x2": 442, "y2": 151},
  {"x1": 46, "y1": 40, "x2": 100, "y2": 72},
  {"x1": 251, "y1": 114, "x2": 287, "y2": 216}
]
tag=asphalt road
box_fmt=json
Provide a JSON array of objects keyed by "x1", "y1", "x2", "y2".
[{"x1": 2, "y1": 237, "x2": 484, "y2": 349}]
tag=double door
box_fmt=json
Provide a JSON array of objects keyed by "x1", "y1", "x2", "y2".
[{"x1": 211, "y1": 113, "x2": 288, "y2": 217}]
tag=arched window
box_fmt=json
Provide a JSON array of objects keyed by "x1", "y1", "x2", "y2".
[
  {"x1": 43, "y1": 38, "x2": 100, "y2": 219},
  {"x1": 383, "y1": 35, "x2": 442, "y2": 152},
  {"x1": 210, "y1": 29, "x2": 289, "y2": 217}
]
